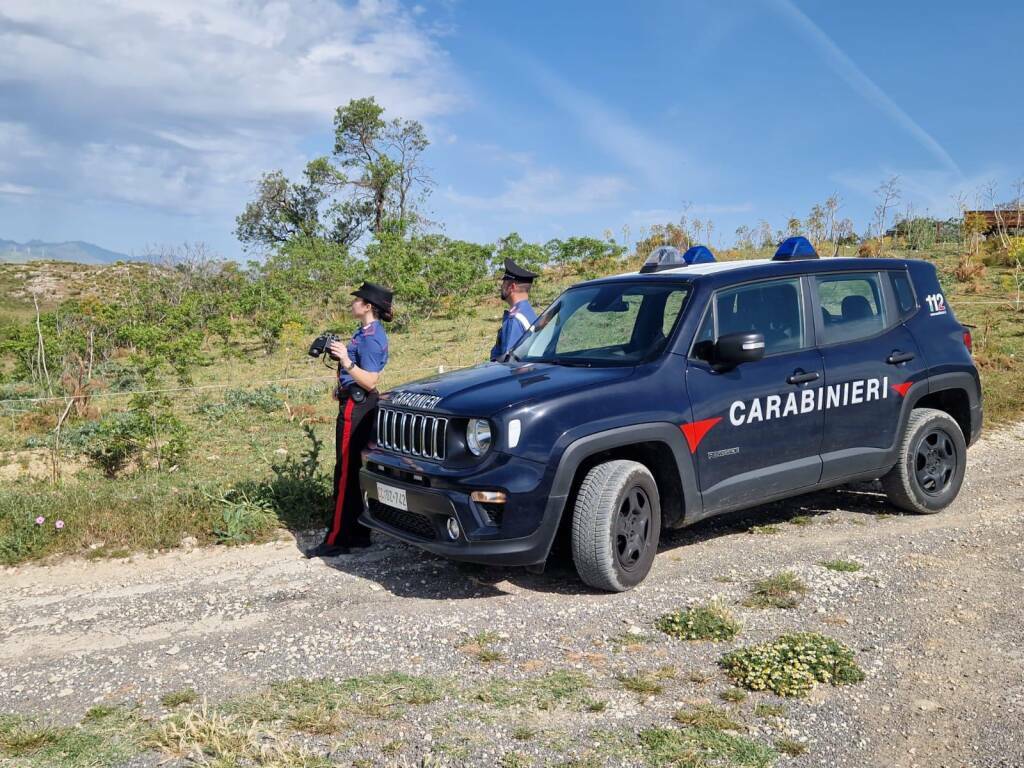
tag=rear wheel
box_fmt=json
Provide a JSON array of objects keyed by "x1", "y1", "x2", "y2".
[
  {"x1": 881, "y1": 408, "x2": 966, "y2": 514},
  {"x1": 571, "y1": 460, "x2": 661, "y2": 592}
]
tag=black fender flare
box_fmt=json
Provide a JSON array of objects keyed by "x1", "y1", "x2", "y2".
[
  {"x1": 898, "y1": 371, "x2": 982, "y2": 448},
  {"x1": 543, "y1": 422, "x2": 702, "y2": 536}
]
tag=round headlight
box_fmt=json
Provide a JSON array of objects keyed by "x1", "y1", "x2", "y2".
[{"x1": 466, "y1": 418, "x2": 492, "y2": 456}]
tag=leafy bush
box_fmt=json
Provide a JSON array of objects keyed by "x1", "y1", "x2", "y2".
[
  {"x1": 228, "y1": 425, "x2": 331, "y2": 532},
  {"x1": 224, "y1": 385, "x2": 283, "y2": 413},
  {"x1": 719, "y1": 632, "x2": 865, "y2": 697},
  {"x1": 83, "y1": 412, "x2": 152, "y2": 477},
  {"x1": 656, "y1": 604, "x2": 740, "y2": 641},
  {"x1": 83, "y1": 409, "x2": 189, "y2": 477},
  {"x1": 211, "y1": 489, "x2": 277, "y2": 545}
]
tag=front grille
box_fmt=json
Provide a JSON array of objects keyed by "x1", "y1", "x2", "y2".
[
  {"x1": 376, "y1": 407, "x2": 448, "y2": 460},
  {"x1": 370, "y1": 500, "x2": 437, "y2": 540}
]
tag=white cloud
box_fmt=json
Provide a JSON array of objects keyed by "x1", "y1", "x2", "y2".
[
  {"x1": 770, "y1": 0, "x2": 960, "y2": 175},
  {"x1": 0, "y1": 0, "x2": 461, "y2": 216},
  {"x1": 446, "y1": 168, "x2": 630, "y2": 217},
  {"x1": 0, "y1": 182, "x2": 36, "y2": 196},
  {"x1": 630, "y1": 202, "x2": 754, "y2": 224}
]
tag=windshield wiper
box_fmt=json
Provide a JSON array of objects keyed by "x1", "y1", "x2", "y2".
[{"x1": 545, "y1": 357, "x2": 594, "y2": 367}]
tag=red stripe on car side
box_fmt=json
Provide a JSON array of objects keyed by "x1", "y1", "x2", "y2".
[{"x1": 680, "y1": 417, "x2": 722, "y2": 454}]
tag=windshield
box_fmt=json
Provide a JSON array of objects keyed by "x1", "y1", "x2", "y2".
[{"x1": 512, "y1": 280, "x2": 691, "y2": 366}]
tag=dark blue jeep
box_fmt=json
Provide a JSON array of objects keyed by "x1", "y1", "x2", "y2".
[{"x1": 359, "y1": 242, "x2": 982, "y2": 591}]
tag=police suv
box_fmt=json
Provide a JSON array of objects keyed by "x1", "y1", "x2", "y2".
[{"x1": 359, "y1": 239, "x2": 982, "y2": 591}]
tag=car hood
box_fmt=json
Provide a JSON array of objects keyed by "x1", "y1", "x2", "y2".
[{"x1": 383, "y1": 361, "x2": 635, "y2": 416}]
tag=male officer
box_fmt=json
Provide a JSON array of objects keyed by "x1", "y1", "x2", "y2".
[{"x1": 490, "y1": 258, "x2": 539, "y2": 361}]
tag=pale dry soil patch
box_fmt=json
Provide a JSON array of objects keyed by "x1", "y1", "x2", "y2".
[{"x1": 1, "y1": 425, "x2": 1022, "y2": 767}]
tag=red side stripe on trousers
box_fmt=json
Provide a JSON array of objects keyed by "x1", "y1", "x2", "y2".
[{"x1": 326, "y1": 397, "x2": 356, "y2": 545}]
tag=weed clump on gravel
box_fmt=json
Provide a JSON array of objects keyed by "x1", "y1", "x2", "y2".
[
  {"x1": 656, "y1": 604, "x2": 741, "y2": 642},
  {"x1": 639, "y1": 725, "x2": 776, "y2": 768},
  {"x1": 819, "y1": 559, "x2": 863, "y2": 572},
  {"x1": 673, "y1": 705, "x2": 743, "y2": 731},
  {"x1": 615, "y1": 666, "x2": 675, "y2": 696},
  {"x1": 160, "y1": 688, "x2": 199, "y2": 708},
  {"x1": 743, "y1": 571, "x2": 808, "y2": 609},
  {"x1": 775, "y1": 737, "x2": 809, "y2": 756},
  {"x1": 719, "y1": 688, "x2": 748, "y2": 704},
  {"x1": 719, "y1": 632, "x2": 865, "y2": 697}
]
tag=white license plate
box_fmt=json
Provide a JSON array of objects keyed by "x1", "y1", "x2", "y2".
[{"x1": 376, "y1": 483, "x2": 408, "y2": 511}]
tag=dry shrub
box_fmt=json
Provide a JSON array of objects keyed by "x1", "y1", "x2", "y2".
[
  {"x1": 17, "y1": 408, "x2": 58, "y2": 434},
  {"x1": 857, "y1": 239, "x2": 881, "y2": 257},
  {"x1": 283, "y1": 402, "x2": 324, "y2": 425},
  {"x1": 953, "y1": 255, "x2": 986, "y2": 286}
]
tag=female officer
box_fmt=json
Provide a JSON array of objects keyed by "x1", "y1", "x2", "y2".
[{"x1": 307, "y1": 281, "x2": 393, "y2": 558}]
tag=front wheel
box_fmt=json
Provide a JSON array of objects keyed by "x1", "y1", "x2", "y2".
[
  {"x1": 881, "y1": 408, "x2": 967, "y2": 514},
  {"x1": 571, "y1": 460, "x2": 661, "y2": 592}
]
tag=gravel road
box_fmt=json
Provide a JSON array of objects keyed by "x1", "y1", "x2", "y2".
[{"x1": 2, "y1": 424, "x2": 1022, "y2": 767}]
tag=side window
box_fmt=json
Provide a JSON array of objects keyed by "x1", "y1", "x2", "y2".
[
  {"x1": 690, "y1": 303, "x2": 716, "y2": 360},
  {"x1": 661, "y1": 289, "x2": 687, "y2": 337},
  {"x1": 714, "y1": 278, "x2": 806, "y2": 356},
  {"x1": 815, "y1": 272, "x2": 888, "y2": 344},
  {"x1": 890, "y1": 271, "x2": 917, "y2": 318}
]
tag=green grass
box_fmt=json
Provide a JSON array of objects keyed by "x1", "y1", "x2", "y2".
[
  {"x1": 639, "y1": 726, "x2": 776, "y2": 768},
  {"x1": 743, "y1": 572, "x2": 808, "y2": 610},
  {"x1": 615, "y1": 671, "x2": 665, "y2": 696},
  {"x1": 819, "y1": 559, "x2": 863, "y2": 573},
  {"x1": 749, "y1": 524, "x2": 781, "y2": 535},
  {"x1": 656, "y1": 604, "x2": 741, "y2": 641},
  {"x1": 720, "y1": 688, "x2": 748, "y2": 704},
  {"x1": 0, "y1": 708, "x2": 148, "y2": 768},
  {"x1": 471, "y1": 670, "x2": 594, "y2": 711}
]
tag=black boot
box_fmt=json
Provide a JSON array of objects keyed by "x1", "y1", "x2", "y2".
[{"x1": 305, "y1": 541, "x2": 347, "y2": 559}]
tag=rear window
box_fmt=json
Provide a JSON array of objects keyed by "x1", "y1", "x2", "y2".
[
  {"x1": 890, "y1": 270, "x2": 917, "y2": 317},
  {"x1": 815, "y1": 272, "x2": 888, "y2": 344}
]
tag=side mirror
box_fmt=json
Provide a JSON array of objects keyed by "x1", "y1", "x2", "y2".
[{"x1": 714, "y1": 332, "x2": 765, "y2": 368}]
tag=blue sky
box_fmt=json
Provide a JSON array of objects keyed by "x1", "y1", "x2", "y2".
[{"x1": 1, "y1": 0, "x2": 1021, "y2": 259}]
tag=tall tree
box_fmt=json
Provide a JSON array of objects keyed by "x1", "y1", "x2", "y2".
[
  {"x1": 236, "y1": 98, "x2": 432, "y2": 252},
  {"x1": 333, "y1": 97, "x2": 432, "y2": 234}
]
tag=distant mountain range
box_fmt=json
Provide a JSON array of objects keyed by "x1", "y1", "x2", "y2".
[{"x1": 0, "y1": 239, "x2": 131, "y2": 265}]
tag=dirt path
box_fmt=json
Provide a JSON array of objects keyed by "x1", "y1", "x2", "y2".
[{"x1": 2, "y1": 425, "x2": 1022, "y2": 767}]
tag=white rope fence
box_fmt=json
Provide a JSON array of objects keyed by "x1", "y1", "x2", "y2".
[{"x1": 0, "y1": 359, "x2": 485, "y2": 409}]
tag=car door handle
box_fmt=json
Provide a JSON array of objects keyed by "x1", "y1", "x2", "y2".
[
  {"x1": 787, "y1": 370, "x2": 820, "y2": 385},
  {"x1": 887, "y1": 351, "x2": 916, "y2": 365}
]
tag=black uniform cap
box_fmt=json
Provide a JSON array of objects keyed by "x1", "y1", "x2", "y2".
[
  {"x1": 501, "y1": 258, "x2": 539, "y2": 283},
  {"x1": 351, "y1": 281, "x2": 394, "y2": 313}
]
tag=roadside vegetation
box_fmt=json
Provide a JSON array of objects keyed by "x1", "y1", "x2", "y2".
[{"x1": 0, "y1": 663, "x2": 810, "y2": 767}]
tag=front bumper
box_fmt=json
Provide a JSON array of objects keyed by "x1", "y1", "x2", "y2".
[{"x1": 357, "y1": 451, "x2": 563, "y2": 566}]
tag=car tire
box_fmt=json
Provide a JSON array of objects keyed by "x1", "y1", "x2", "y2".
[
  {"x1": 571, "y1": 460, "x2": 661, "y2": 592},
  {"x1": 881, "y1": 408, "x2": 967, "y2": 514}
]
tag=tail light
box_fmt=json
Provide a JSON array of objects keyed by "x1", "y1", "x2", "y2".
[{"x1": 963, "y1": 329, "x2": 972, "y2": 354}]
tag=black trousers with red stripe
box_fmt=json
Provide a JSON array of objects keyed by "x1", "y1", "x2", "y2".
[{"x1": 325, "y1": 390, "x2": 379, "y2": 546}]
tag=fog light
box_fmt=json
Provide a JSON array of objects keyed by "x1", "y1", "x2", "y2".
[
  {"x1": 446, "y1": 516, "x2": 461, "y2": 540},
  {"x1": 470, "y1": 491, "x2": 507, "y2": 504}
]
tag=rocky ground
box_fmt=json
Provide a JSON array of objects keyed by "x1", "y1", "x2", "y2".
[{"x1": 1, "y1": 424, "x2": 1022, "y2": 767}]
